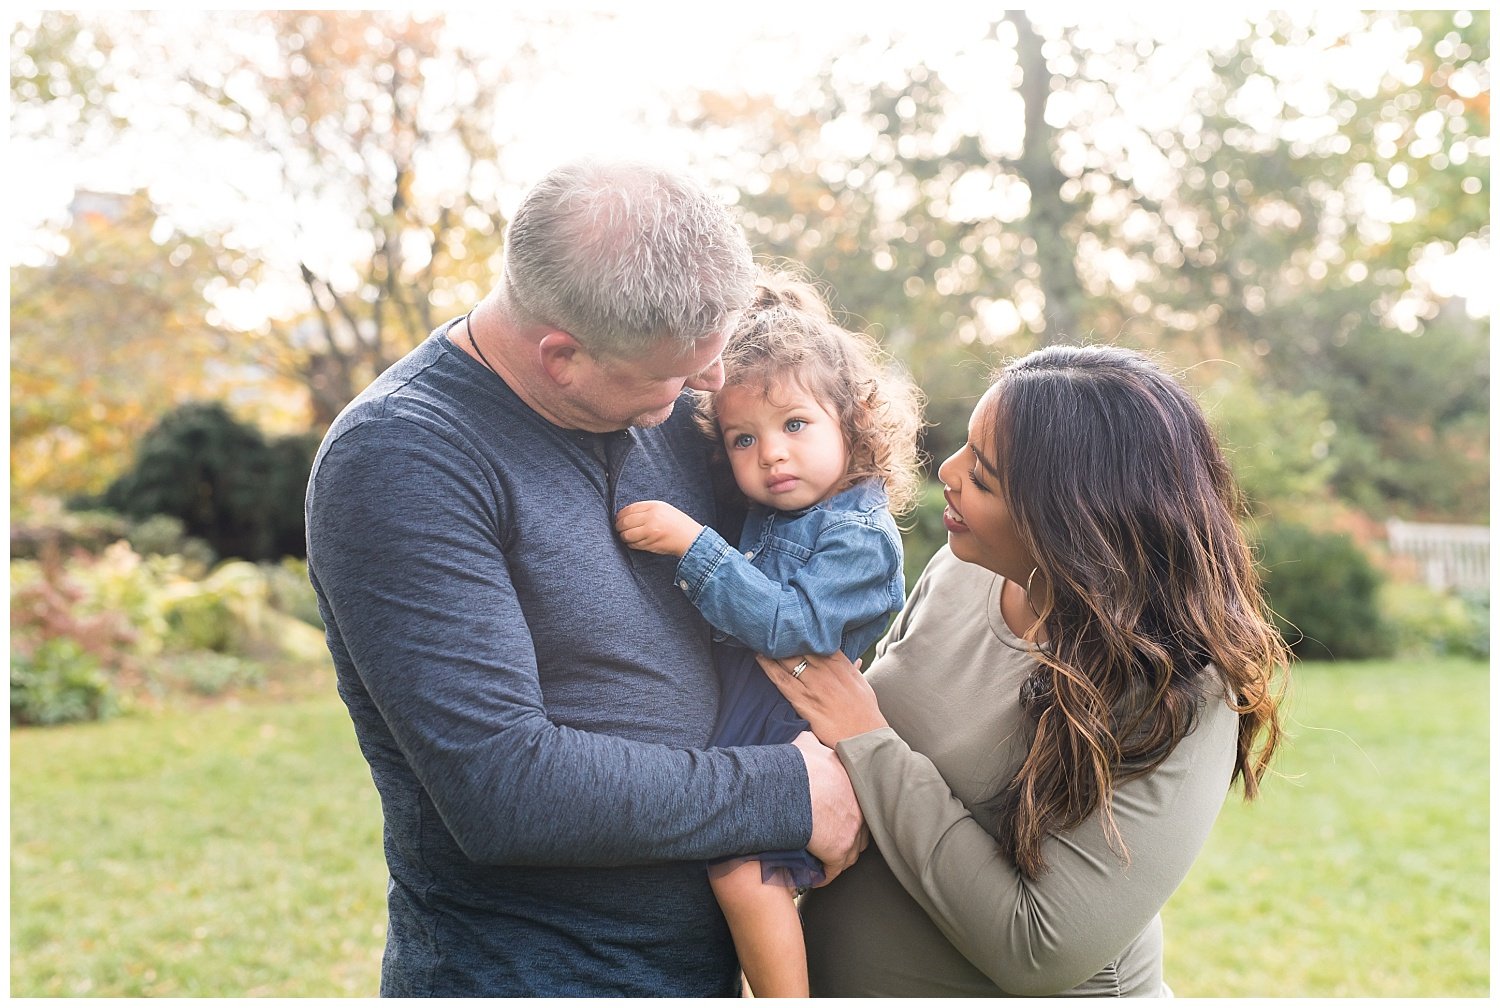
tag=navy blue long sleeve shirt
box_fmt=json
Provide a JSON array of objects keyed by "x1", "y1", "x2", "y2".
[{"x1": 305, "y1": 323, "x2": 810, "y2": 996}]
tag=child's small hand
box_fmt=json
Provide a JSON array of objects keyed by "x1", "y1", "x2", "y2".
[{"x1": 615, "y1": 500, "x2": 704, "y2": 558}]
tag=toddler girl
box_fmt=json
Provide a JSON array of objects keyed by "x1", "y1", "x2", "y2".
[{"x1": 615, "y1": 270, "x2": 925, "y2": 996}]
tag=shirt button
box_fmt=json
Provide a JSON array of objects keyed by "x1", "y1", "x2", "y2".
[
  {"x1": 744, "y1": 551, "x2": 755, "y2": 559},
  {"x1": 678, "y1": 580, "x2": 689, "y2": 591}
]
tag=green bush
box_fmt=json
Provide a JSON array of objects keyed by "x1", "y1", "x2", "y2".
[
  {"x1": 264, "y1": 432, "x2": 323, "y2": 559},
  {"x1": 164, "y1": 591, "x2": 237, "y2": 653},
  {"x1": 10, "y1": 638, "x2": 120, "y2": 726},
  {"x1": 9, "y1": 551, "x2": 140, "y2": 725},
  {"x1": 10, "y1": 500, "x2": 128, "y2": 560},
  {"x1": 10, "y1": 544, "x2": 330, "y2": 725},
  {"x1": 161, "y1": 561, "x2": 274, "y2": 655},
  {"x1": 1255, "y1": 521, "x2": 1394, "y2": 659},
  {"x1": 155, "y1": 652, "x2": 265, "y2": 697},
  {"x1": 1457, "y1": 590, "x2": 1491, "y2": 658},
  {"x1": 1202, "y1": 375, "x2": 1337, "y2": 516},
  {"x1": 9, "y1": 501, "x2": 217, "y2": 573},
  {"x1": 70, "y1": 542, "x2": 179, "y2": 659},
  {"x1": 1381, "y1": 581, "x2": 1490, "y2": 659},
  {"x1": 100, "y1": 403, "x2": 317, "y2": 562},
  {"x1": 126, "y1": 514, "x2": 217, "y2": 570},
  {"x1": 263, "y1": 557, "x2": 324, "y2": 629}
]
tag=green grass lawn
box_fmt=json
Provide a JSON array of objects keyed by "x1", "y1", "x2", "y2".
[
  {"x1": 10, "y1": 692, "x2": 387, "y2": 996},
  {"x1": 1164, "y1": 657, "x2": 1489, "y2": 996},
  {"x1": 10, "y1": 657, "x2": 1490, "y2": 996}
]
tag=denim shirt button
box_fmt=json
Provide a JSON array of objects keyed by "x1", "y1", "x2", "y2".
[
  {"x1": 743, "y1": 551, "x2": 755, "y2": 559},
  {"x1": 677, "y1": 580, "x2": 689, "y2": 591}
]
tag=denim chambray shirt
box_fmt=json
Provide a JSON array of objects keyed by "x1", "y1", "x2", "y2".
[{"x1": 673, "y1": 479, "x2": 905, "y2": 660}]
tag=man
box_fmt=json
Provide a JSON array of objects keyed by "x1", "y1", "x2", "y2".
[{"x1": 305, "y1": 159, "x2": 864, "y2": 996}]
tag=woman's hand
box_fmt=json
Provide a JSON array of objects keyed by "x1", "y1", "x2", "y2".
[{"x1": 759, "y1": 652, "x2": 888, "y2": 747}]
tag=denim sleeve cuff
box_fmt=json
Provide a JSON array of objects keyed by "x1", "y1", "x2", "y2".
[{"x1": 674, "y1": 525, "x2": 734, "y2": 599}]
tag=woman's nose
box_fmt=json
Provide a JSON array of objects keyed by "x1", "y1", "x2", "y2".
[{"x1": 936, "y1": 448, "x2": 962, "y2": 487}]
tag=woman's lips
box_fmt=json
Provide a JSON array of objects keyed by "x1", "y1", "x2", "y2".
[{"x1": 942, "y1": 495, "x2": 968, "y2": 533}]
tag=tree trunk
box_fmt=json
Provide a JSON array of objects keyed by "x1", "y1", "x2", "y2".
[{"x1": 1007, "y1": 12, "x2": 1085, "y2": 344}]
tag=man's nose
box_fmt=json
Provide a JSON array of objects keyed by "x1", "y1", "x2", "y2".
[{"x1": 684, "y1": 357, "x2": 725, "y2": 394}]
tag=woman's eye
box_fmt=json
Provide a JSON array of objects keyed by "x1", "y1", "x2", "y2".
[
  {"x1": 785, "y1": 418, "x2": 806, "y2": 433},
  {"x1": 732, "y1": 434, "x2": 755, "y2": 449},
  {"x1": 967, "y1": 466, "x2": 988, "y2": 491}
]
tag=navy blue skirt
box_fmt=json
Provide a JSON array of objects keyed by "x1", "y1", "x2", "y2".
[{"x1": 708, "y1": 642, "x2": 825, "y2": 889}]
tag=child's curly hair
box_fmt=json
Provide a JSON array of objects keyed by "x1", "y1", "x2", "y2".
[{"x1": 698, "y1": 269, "x2": 927, "y2": 517}]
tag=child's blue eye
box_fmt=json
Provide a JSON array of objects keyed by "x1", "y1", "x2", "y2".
[
  {"x1": 732, "y1": 434, "x2": 755, "y2": 449},
  {"x1": 785, "y1": 418, "x2": 806, "y2": 433}
]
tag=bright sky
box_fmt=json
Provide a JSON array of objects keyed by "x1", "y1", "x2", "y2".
[
  {"x1": 6, "y1": 4, "x2": 1491, "y2": 323},
  {"x1": 5, "y1": 4, "x2": 1267, "y2": 230},
  {"x1": 466, "y1": 4, "x2": 1256, "y2": 186}
]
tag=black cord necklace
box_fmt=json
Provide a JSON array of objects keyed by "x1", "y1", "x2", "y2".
[{"x1": 465, "y1": 310, "x2": 500, "y2": 376}]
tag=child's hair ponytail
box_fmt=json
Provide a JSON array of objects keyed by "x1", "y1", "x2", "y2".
[{"x1": 700, "y1": 267, "x2": 927, "y2": 517}]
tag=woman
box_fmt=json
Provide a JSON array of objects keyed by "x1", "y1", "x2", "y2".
[{"x1": 763, "y1": 344, "x2": 1288, "y2": 996}]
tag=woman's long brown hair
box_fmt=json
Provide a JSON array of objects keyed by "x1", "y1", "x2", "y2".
[{"x1": 982, "y1": 345, "x2": 1288, "y2": 880}]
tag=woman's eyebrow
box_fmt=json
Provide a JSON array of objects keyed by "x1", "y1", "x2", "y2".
[{"x1": 969, "y1": 441, "x2": 1003, "y2": 480}]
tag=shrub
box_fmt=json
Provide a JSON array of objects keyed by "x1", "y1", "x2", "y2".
[
  {"x1": 9, "y1": 500, "x2": 217, "y2": 573},
  {"x1": 1381, "y1": 582, "x2": 1490, "y2": 660},
  {"x1": 76, "y1": 541, "x2": 180, "y2": 659},
  {"x1": 100, "y1": 403, "x2": 317, "y2": 562},
  {"x1": 10, "y1": 550, "x2": 138, "y2": 725},
  {"x1": 164, "y1": 591, "x2": 238, "y2": 653},
  {"x1": 263, "y1": 558, "x2": 324, "y2": 629},
  {"x1": 155, "y1": 652, "x2": 265, "y2": 697},
  {"x1": 1254, "y1": 521, "x2": 1394, "y2": 660},
  {"x1": 10, "y1": 638, "x2": 120, "y2": 726},
  {"x1": 101, "y1": 403, "x2": 272, "y2": 559},
  {"x1": 126, "y1": 514, "x2": 216, "y2": 571},
  {"x1": 161, "y1": 561, "x2": 274, "y2": 655},
  {"x1": 1458, "y1": 591, "x2": 1491, "y2": 659},
  {"x1": 1202, "y1": 376, "x2": 1337, "y2": 516},
  {"x1": 9, "y1": 500, "x2": 128, "y2": 560},
  {"x1": 264, "y1": 432, "x2": 322, "y2": 559},
  {"x1": 10, "y1": 544, "x2": 331, "y2": 725}
]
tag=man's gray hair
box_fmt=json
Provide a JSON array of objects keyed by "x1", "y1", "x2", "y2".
[{"x1": 502, "y1": 159, "x2": 756, "y2": 357}]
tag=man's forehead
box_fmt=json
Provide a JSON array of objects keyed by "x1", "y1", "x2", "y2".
[{"x1": 637, "y1": 332, "x2": 725, "y2": 375}]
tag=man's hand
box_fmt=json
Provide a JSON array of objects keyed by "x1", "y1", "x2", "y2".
[
  {"x1": 794, "y1": 731, "x2": 868, "y2": 884},
  {"x1": 615, "y1": 500, "x2": 704, "y2": 558}
]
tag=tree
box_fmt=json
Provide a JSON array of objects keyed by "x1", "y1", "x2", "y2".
[
  {"x1": 9, "y1": 191, "x2": 259, "y2": 503},
  {"x1": 686, "y1": 10, "x2": 1488, "y2": 518},
  {"x1": 10, "y1": 11, "x2": 553, "y2": 425},
  {"x1": 1166, "y1": 11, "x2": 1490, "y2": 519},
  {"x1": 100, "y1": 403, "x2": 316, "y2": 561},
  {"x1": 689, "y1": 50, "x2": 1036, "y2": 467},
  {"x1": 182, "y1": 11, "x2": 528, "y2": 423},
  {"x1": 1199, "y1": 368, "x2": 1339, "y2": 518}
]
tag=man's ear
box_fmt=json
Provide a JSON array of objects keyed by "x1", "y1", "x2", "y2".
[{"x1": 538, "y1": 331, "x2": 586, "y2": 386}]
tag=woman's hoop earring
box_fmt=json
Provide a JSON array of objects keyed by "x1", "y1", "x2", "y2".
[{"x1": 1022, "y1": 566, "x2": 1044, "y2": 620}]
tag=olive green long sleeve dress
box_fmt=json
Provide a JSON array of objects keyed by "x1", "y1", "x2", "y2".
[{"x1": 800, "y1": 546, "x2": 1239, "y2": 997}]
